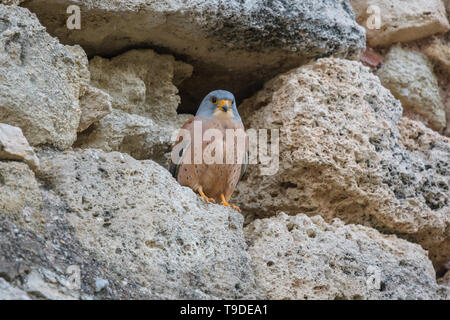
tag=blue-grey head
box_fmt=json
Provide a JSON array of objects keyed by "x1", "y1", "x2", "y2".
[{"x1": 196, "y1": 90, "x2": 242, "y2": 122}]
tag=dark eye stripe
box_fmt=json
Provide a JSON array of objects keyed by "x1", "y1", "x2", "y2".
[{"x1": 212, "y1": 97, "x2": 217, "y2": 103}]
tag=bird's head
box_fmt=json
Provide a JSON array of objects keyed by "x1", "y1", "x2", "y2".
[{"x1": 196, "y1": 90, "x2": 241, "y2": 121}]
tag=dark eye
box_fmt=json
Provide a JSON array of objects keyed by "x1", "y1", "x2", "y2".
[{"x1": 211, "y1": 97, "x2": 217, "y2": 104}]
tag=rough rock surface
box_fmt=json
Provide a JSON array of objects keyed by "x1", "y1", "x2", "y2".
[
  {"x1": 0, "y1": 5, "x2": 89, "y2": 149},
  {"x1": 246, "y1": 213, "x2": 447, "y2": 300},
  {"x1": 23, "y1": 268, "x2": 80, "y2": 299},
  {"x1": 76, "y1": 49, "x2": 192, "y2": 164},
  {"x1": 438, "y1": 270, "x2": 450, "y2": 288},
  {"x1": 377, "y1": 45, "x2": 447, "y2": 132},
  {"x1": 0, "y1": 123, "x2": 39, "y2": 171},
  {"x1": 88, "y1": 49, "x2": 192, "y2": 122},
  {"x1": 234, "y1": 58, "x2": 450, "y2": 274},
  {"x1": 350, "y1": 0, "x2": 450, "y2": 47},
  {"x1": 0, "y1": 161, "x2": 43, "y2": 233},
  {"x1": 23, "y1": 0, "x2": 365, "y2": 112},
  {"x1": 0, "y1": 203, "x2": 155, "y2": 300},
  {"x1": 78, "y1": 86, "x2": 112, "y2": 132},
  {"x1": 0, "y1": 278, "x2": 30, "y2": 300},
  {"x1": 0, "y1": 0, "x2": 23, "y2": 4},
  {"x1": 442, "y1": 0, "x2": 450, "y2": 18},
  {"x1": 0, "y1": 0, "x2": 448, "y2": 301},
  {"x1": 75, "y1": 110, "x2": 188, "y2": 166},
  {"x1": 424, "y1": 36, "x2": 450, "y2": 74},
  {"x1": 37, "y1": 149, "x2": 257, "y2": 299}
]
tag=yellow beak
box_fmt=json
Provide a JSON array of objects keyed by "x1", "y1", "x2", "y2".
[{"x1": 217, "y1": 99, "x2": 231, "y2": 112}]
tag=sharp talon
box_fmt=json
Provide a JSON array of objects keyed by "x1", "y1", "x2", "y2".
[
  {"x1": 207, "y1": 197, "x2": 216, "y2": 204},
  {"x1": 198, "y1": 187, "x2": 215, "y2": 204},
  {"x1": 220, "y1": 194, "x2": 241, "y2": 212},
  {"x1": 232, "y1": 205, "x2": 241, "y2": 213}
]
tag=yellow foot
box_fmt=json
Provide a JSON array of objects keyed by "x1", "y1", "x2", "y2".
[
  {"x1": 198, "y1": 186, "x2": 216, "y2": 204},
  {"x1": 220, "y1": 194, "x2": 241, "y2": 213}
]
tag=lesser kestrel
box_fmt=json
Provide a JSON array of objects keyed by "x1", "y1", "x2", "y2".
[{"x1": 169, "y1": 90, "x2": 248, "y2": 212}]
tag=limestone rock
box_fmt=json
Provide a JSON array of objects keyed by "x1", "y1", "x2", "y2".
[
  {"x1": 0, "y1": 0, "x2": 24, "y2": 5},
  {"x1": 0, "y1": 278, "x2": 30, "y2": 300},
  {"x1": 350, "y1": 0, "x2": 450, "y2": 46},
  {"x1": 424, "y1": 36, "x2": 450, "y2": 74},
  {"x1": 234, "y1": 58, "x2": 450, "y2": 274},
  {"x1": 66, "y1": 44, "x2": 90, "y2": 97},
  {"x1": 445, "y1": 0, "x2": 450, "y2": 16},
  {"x1": 0, "y1": 123, "x2": 39, "y2": 171},
  {"x1": 78, "y1": 86, "x2": 112, "y2": 132},
  {"x1": 0, "y1": 205, "x2": 154, "y2": 300},
  {"x1": 37, "y1": 149, "x2": 257, "y2": 299},
  {"x1": 0, "y1": 161, "x2": 43, "y2": 233},
  {"x1": 24, "y1": 268, "x2": 79, "y2": 300},
  {"x1": 376, "y1": 45, "x2": 446, "y2": 132},
  {"x1": 438, "y1": 270, "x2": 450, "y2": 287},
  {"x1": 88, "y1": 49, "x2": 192, "y2": 122},
  {"x1": 75, "y1": 110, "x2": 189, "y2": 166},
  {"x1": 0, "y1": 5, "x2": 89, "y2": 149},
  {"x1": 23, "y1": 0, "x2": 365, "y2": 113},
  {"x1": 246, "y1": 213, "x2": 447, "y2": 300},
  {"x1": 78, "y1": 49, "x2": 192, "y2": 164},
  {"x1": 94, "y1": 277, "x2": 109, "y2": 293}
]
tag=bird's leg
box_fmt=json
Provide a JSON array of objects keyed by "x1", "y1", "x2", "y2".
[
  {"x1": 220, "y1": 194, "x2": 241, "y2": 213},
  {"x1": 198, "y1": 186, "x2": 216, "y2": 204}
]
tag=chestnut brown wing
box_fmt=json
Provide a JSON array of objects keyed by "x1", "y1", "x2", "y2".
[{"x1": 168, "y1": 116, "x2": 195, "y2": 179}]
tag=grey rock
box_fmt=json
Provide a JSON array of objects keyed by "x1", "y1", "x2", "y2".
[
  {"x1": 0, "y1": 278, "x2": 30, "y2": 300},
  {"x1": 0, "y1": 260, "x2": 30, "y2": 282},
  {"x1": 0, "y1": 205, "x2": 152, "y2": 300},
  {"x1": 95, "y1": 277, "x2": 109, "y2": 293},
  {"x1": 376, "y1": 45, "x2": 447, "y2": 132},
  {"x1": 88, "y1": 49, "x2": 192, "y2": 123},
  {"x1": 23, "y1": 0, "x2": 366, "y2": 112},
  {"x1": 246, "y1": 213, "x2": 448, "y2": 300},
  {"x1": 75, "y1": 109, "x2": 189, "y2": 167},
  {"x1": 0, "y1": 161, "x2": 44, "y2": 233},
  {"x1": 78, "y1": 86, "x2": 112, "y2": 132},
  {"x1": 75, "y1": 49, "x2": 193, "y2": 165},
  {"x1": 0, "y1": 123, "x2": 39, "y2": 171},
  {"x1": 0, "y1": 1, "x2": 24, "y2": 4},
  {"x1": 37, "y1": 149, "x2": 257, "y2": 299},
  {"x1": 234, "y1": 58, "x2": 450, "y2": 274},
  {"x1": 0, "y1": 5, "x2": 89, "y2": 149},
  {"x1": 24, "y1": 268, "x2": 79, "y2": 300}
]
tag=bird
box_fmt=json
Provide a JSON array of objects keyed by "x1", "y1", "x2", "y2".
[{"x1": 169, "y1": 90, "x2": 248, "y2": 212}]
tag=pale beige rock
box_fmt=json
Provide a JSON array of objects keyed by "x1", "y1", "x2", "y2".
[
  {"x1": 88, "y1": 49, "x2": 192, "y2": 122},
  {"x1": 246, "y1": 213, "x2": 446, "y2": 300},
  {"x1": 0, "y1": 5, "x2": 89, "y2": 149},
  {"x1": 350, "y1": 0, "x2": 450, "y2": 46},
  {"x1": 0, "y1": 123, "x2": 39, "y2": 171},
  {"x1": 424, "y1": 36, "x2": 450, "y2": 74},
  {"x1": 79, "y1": 49, "x2": 192, "y2": 164},
  {"x1": 377, "y1": 45, "x2": 446, "y2": 132},
  {"x1": 75, "y1": 110, "x2": 190, "y2": 166},
  {"x1": 235, "y1": 58, "x2": 450, "y2": 274},
  {"x1": 78, "y1": 86, "x2": 112, "y2": 132},
  {"x1": 66, "y1": 45, "x2": 90, "y2": 97},
  {"x1": 37, "y1": 149, "x2": 257, "y2": 299},
  {"x1": 0, "y1": 161, "x2": 44, "y2": 233}
]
